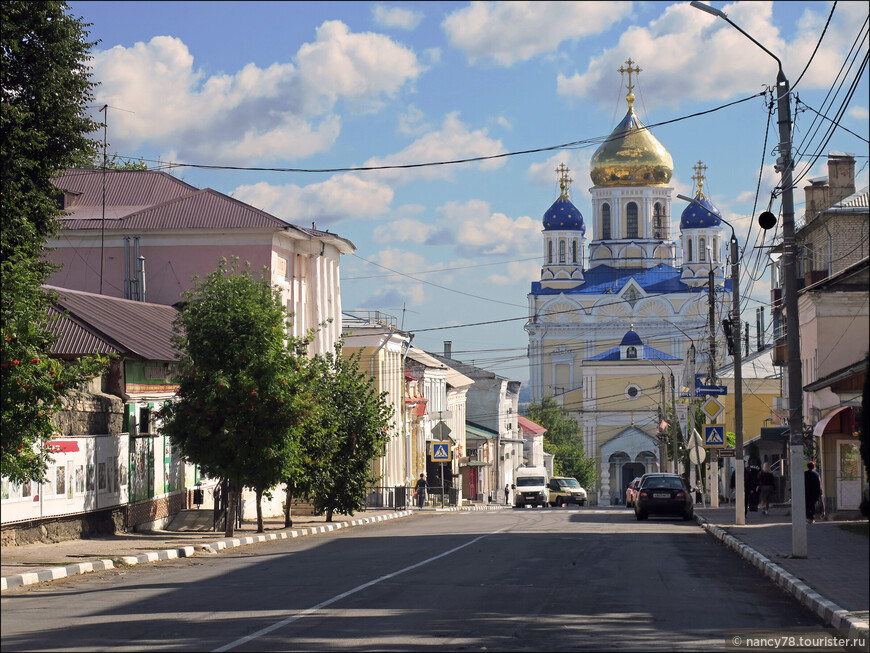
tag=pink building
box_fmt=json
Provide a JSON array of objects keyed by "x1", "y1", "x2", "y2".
[{"x1": 47, "y1": 169, "x2": 354, "y2": 354}]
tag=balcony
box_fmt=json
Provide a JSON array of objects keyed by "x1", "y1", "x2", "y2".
[{"x1": 805, "y1": 269, "x2": 829, "y2": 287}]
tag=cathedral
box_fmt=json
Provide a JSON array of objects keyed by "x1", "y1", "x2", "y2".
[{"x1": 525, "y1": 60, "x2": 731, "y2": 505}]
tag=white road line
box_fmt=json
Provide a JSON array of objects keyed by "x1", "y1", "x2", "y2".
[{"x1": 213, "y1": 526, "x2": 510, "y2": 652}]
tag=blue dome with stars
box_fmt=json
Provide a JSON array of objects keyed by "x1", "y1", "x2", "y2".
[
  {"x1": 543, "y1": 195, "x2": 586, "y2": 233},
  {"x1": 680, "y1": 193, "x2": 722, "y2": 230}
]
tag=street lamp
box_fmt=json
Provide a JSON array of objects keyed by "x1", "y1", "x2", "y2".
[
  {"x1": 678, "y1": 195, "x2": 745, "y2": 522},
  {"x1": 689, "y1": 0, "x2": 806, "y2": 556}
]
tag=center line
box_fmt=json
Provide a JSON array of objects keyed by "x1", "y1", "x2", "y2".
[{"x1": 213, "y1": 526, "x2": 510, "y2": 652}]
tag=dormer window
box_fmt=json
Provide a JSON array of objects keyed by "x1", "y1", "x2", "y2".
[{"x1": 626, "y1": 346, "x2": 638, "y2": 359}]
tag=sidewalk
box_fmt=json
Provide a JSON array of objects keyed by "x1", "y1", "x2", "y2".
[
  {"x1": 695, "y1": 505, "x2": 869, "y2": 642},
  {"x1": 1, "y1": 503, "x2": 507, "y2": 592}
]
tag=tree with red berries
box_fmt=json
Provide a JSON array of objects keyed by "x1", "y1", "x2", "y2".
[
  {"x1": 160, "y1": 259, "x2": 314, "y2": 536},
  {"x1": 2, "y1": 2, "x2": 110, "y2": 483}
]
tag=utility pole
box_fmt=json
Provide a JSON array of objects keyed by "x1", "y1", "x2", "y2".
[
  {"x1": 708, "y1": 269, "x2": 719, "y2": 509},
  {"x1": 669, "y1": 371, "x2": 677, "y2": 475},
  {"x1": 730, "y1": 235, "x2": 746, "y2": 525}
]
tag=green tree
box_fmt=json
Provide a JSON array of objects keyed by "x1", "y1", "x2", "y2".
[
  {"x1": 159, "y1": 259, "x2": 312, "y2": 536},
  {"x1": 524, "y1": 396, "x2": 597, "y2": 488},
  {"x1": 296, "y1": 342, "x2": 393, "y2": 522},
  {"x1": 1, "y1": 1, "x2": 110, "y2": 482}
]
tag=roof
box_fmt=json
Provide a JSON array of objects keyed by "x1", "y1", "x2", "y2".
[
  {"x1": 530, "y1": 263, "x2": 731, "y2": 296},
  {"x1": 586, "y1": 344, "x2": 679, "y2": 362},
  {"x1": 717, "y1": 344, "x2": 779, "y2": 380},
  {"x1": 426, "y1": 351, "x2": 515, "y2": 385},
  {"x1": 405, "y1": 346, "x2": 475, "y2": 388},
  {"x1": 542, "y1": 194, "x2": 585, "y2": 233},
  {"x1": 45, "y1": 286, "x2": 180, "y2": 361},
  {"x1": 466, "y1": 421, "x2": 497, "y2": 439},
  {"x1": 822, "y1": 185, "x2": 869, "y2": 214},
  {"x1": 517, "y1": 415, "x2": 546, "y2": 435},
  {"x1": 51, "y1": 169, "x2": 355, "y2": 253}
]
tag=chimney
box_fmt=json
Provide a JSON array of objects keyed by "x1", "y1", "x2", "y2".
[
  {"x1": 827, "y1": 152, "x2": 856, "y2": 206},
  {"x1": 444, "y1": 341, "x2": 452, "y2": 358},
  {"x1": 803, "y1": 179, "x2": 829, "y2": 224}
]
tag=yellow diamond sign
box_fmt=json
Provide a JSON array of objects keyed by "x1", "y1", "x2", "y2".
[{"x1": 700, "y1": 396, "x2": 725, "y2": 421}]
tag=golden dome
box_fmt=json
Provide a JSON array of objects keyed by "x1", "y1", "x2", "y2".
[{"x1": 589, "y1": 59, "x2": 673, "y2": 188}]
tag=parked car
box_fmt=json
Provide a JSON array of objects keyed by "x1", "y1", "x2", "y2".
[
  {"x1": 625, "y1": 477, "x2": 641, "y2": 507},
  {"x1": 634, "y1": 473, "x2": 693, "y2": 520},
  {"x1": 547, "y1": 477, "x2": 587, "y2": 506}
]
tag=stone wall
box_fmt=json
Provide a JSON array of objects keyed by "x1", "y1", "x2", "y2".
[
  {"x1": 54, "y1": 390, "x2": 124, "y2": 436},
  {"x1": 1, "y1": 507, "x2": 126, "y2": 547}
]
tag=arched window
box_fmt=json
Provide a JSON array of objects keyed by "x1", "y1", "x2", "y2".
[
  {"x1": 626, "y1": 202, "x2": 638, "y2": 238},
  {"x1": 626, "y1": 346, "x2": 637, "y2": 359},
  {"x1": 572, "y1": 239, "x2": 578, "y2": 264},
  {"x1": 699, "y1": 237, "x2": 706, "y2": 262},
  {"x1": 653, "y1": 202, "x2": 663, "y2": 238},
  {"x1": 547, "y1": 240, "x2": 553, "y2": 264},
  {"x1": 602, "y1": 203, "x2": 611, "y2": 239},
  {"x1": 712, "y1": 237, "x2": 718, "y2": 261},
  {"x1": 559, "y1": 240, "x2": 566, "y2": 263},
  {"x1": 687, "y1": 238, "x2": 693, "y2": 262}
]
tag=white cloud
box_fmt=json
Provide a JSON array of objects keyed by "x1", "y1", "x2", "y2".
[
  {"x1": 373, "y1": 218, "x2": 436, "y2": 243},
  {"x1": 363, "y1": 112, "x2": 506, "y2": 183},
  {"x1": 489, "y1": 260, "x2": 541, "y2": 285},
  {"x1": 373, "y1": 4, "x2": 424, "y2": 30},
  {"x1": 526, "y1": 152, "x2": 591, "y2": 191},
  {"x1": 231, "y1": 174, "x2": 394, "y2": 227},
  {"x1": 434, "y1": 199, "x2": 540, "y2": 258},
  {"x1": 397, "y1": 104, "x2": 430, "y2": 136},
  {"x1": 556, "y1": 1, "x2": 865, "y2": 110},
  {"x1": 89, "y1": 22, "x2": 422, "y2": 163},
  {"x1": 847, "y1": 106, "x2": 869, "y2": 121},
  {"x1": 442, "y1": 1, "x2": 632, "y2": 66}
]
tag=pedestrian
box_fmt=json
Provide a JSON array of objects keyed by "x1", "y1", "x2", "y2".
[
  {"x1": 504, "y1": 484, "x2": 510, "y2": 505},
  {"x1": 744, "y1": 460, "x2": 760, "y2": 514},
  {"x1": 757, "y1": 462, "x2": 775, "y2": 515},
  {"x1": 804, "y1": 461, "x2": 823, "y2": 523},
  {"x1": 414, "y1": 473, "x2": 427, "y2": 509}
]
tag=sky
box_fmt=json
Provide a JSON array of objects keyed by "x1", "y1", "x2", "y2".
[{"x1": 66, "y1": 0, "x2": 869, "y2": 383}]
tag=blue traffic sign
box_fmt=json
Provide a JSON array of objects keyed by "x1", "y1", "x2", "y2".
[
  {"x1": 430, "y1": 441, "x2": 451, "y2": 462},
  {"x1": 704, "y1": 424, "x2": 726, "y2": 448},
  {"x1": 698, "y1": 385, "x2": 728, "y2": 396}
]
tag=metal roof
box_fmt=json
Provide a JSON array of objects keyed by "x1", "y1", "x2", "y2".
[{"x1": 45, "y1": 286, "x2": 180, "y2": 361}]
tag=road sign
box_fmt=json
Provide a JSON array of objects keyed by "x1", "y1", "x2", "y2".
[
  {"x1": 676, "y1": 403, "x2": 688, "y2": 440},
  {"x1": 698, "y1": 385, "x2": 728, "y2": 396},
  {"x1": 700, "y1": 396, "x2": 725, "y2": 421},
  {"x1": 718, "y1": 448, "x2": 736, "y2": 458},
  {"x1": 688, "y1": 445, "x2": 706, "y2": 464},
  {"x1": 430, "y1": 441, "x2": 451, "y2": 462},
  {"x1": 432, "y1": 421, "x2": 452, "y2": 441},
  {"x1": 704, "y1": 424, "x2": 726, "y2": 448}
]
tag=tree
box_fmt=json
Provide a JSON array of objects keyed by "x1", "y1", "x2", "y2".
[
  {"x1": 524, "y1": 396, "x2": 596, "y2": 488},
  {"x1": 295, "y1": 342, "x2": 393, "y2": 522},
  {"x1": 1, "y1": 1, "x2": 109, "y2": 483},
  {"x1": 159, "y1": 259, "x2": 312, "y2": 536}
]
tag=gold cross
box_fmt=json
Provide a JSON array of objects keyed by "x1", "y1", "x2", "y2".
[
  {"x1": 556, "y1": 163, "x2": 573, "y2": 197},
  {"x1": 692, "y1": 160, "x2": 708, "y2": 195},
  {"x1": 618, "y1": 58, "x2": 642, "y2": 95}
]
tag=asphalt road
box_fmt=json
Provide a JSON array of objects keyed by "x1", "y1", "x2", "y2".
[{"x1": 0, "y1": 507, "x2": 841, "y2": 651}]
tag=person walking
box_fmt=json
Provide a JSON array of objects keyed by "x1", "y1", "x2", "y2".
[
  {"x1": 414, "y1": 474, "x2": 427, "y2": 509},
  {"x1": 804, "y1": 461, "x2": 823, "y2": 523},
  {"x1": 757, "y1": 462, "x2": 775, "y2": 515}
]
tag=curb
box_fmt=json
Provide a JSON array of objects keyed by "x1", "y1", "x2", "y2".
[
  {"x1": 1, "y1": 509, "x2": 415, "y2": 592},
  {"x1": 0, "y1": 505, "x2": 508, "y2": 592},
  {"x1": 695, "y1": 513, "x2": 870, "y2": 642}
]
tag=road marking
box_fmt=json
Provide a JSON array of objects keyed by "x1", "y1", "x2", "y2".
[{"x1": 213, "y1": 526, "x2": 510, "y2": 652}]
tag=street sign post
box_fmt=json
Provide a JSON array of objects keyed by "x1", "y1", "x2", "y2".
[
  {"x1": 432, "y1": 421, "x2": 452, "y2": 442},
  {"x1": 718, "y1": 448, "x2": 736, "y2": 458}
]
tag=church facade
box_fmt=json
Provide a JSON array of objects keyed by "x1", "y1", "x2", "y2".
[{"x1": 525, "y1": 60, "x2": 731, "y2": 505}]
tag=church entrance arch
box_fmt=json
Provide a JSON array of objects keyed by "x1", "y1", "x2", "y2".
[
  {"x1": 607, "y1": 452, "x2": 630, "y2": 505},
  {"x1": 622, "y1": 462, "x2": 644, "y2": 493}
]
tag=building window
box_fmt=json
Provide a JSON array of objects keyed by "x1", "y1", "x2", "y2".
[
  {"x1": 572, "y1": 239, "x2": 578, "y2": 264},
  {"x1": 625, "y1": 347, "x2": 638, "y2": 360},
  {"x1": 625, "y1": 383, "x2": 641, "y2": 398},
  {"x1": 547, "y1": 240, "x2": 553, "y2": 264},
  {"x1": 626, "y1": 202, "x2": 638, "y2": 239},
  {"x1": 602, "y1": 203, "x2": 611, "y2": 239},
  {"x1": 712, "y1": 237, "x2": 718, "y2": 262},
  {"x1": 699, "y1": 237, "x2": 706, "y2": 262},
  {"x1": 687, "y1": 239, "x2": 693, "y2": 262},
  {"x1": 559, "y1": 240, "x2": 566, "y2": 263},
  {"x1": 653, "y1": 202, "x2": 664, "y2": 238}
]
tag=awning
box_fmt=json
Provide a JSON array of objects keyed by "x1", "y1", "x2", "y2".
[{"x1": 813, "y1": 406, "x2": 850, "y2": 437}]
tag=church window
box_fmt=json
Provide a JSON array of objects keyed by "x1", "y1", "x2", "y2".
[
  {"x1": 547, "y1": 240, "x2": 553, "y2": 264},
  {"x1": 572, "y1": 239, "x2": 578, "y2": 264},
  {"x1": 602, "y1": 203, "x2": 611, "y2": 239},
  {"x1": 712, "y1": 237, "x2": 718, "y2": 262},
  {"x1": 626, "y1": 346, "x2": 637, "y2": 360},
  {"x1": 626, "y1": 202, "x2": 638, "y2": 238},
  {"x1": 699, "y1": 237, "x2": 706, "y2": 262},
  {"x1": 687, "y1": 239, "x2": 693, "y2": 262},
  {"x1": 559, "y1": 240, "x2": 566, "y2": 263},
  {"x1": 653, "y1": 202, "x2": 664, "y2": 238}
]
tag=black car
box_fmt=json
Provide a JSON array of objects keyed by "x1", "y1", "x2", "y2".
[{"x1": 634, "y1": 473, "x2": 694, "y2": 520}]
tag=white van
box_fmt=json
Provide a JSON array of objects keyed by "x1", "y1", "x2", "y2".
[{"x1": 512, "y1": 467, "x2": 548, "y2": 508}]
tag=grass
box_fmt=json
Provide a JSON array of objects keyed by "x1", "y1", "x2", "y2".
[{"x1": 837, "y1": 521, "x2": 869, "y2": 538}]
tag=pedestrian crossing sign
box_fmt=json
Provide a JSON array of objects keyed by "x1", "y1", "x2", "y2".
[
  {"x1": 704, "y1": 424, "x2": 726, "y2": 448},
  {"x1": 430, "y1": 441, "x2": 451, "y2": 462}
]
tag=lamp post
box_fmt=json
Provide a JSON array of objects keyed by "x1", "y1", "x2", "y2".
[
  {"x1": 678, "y1": 195, "x2": 744, "y2": 522},
  {"x1": 689, "y1": 0, "x2": 805, "y2": 555}
]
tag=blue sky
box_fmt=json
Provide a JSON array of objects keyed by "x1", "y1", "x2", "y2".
[{"x1": 67, "y1": 1, "x2": 869, "y2": 381}]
